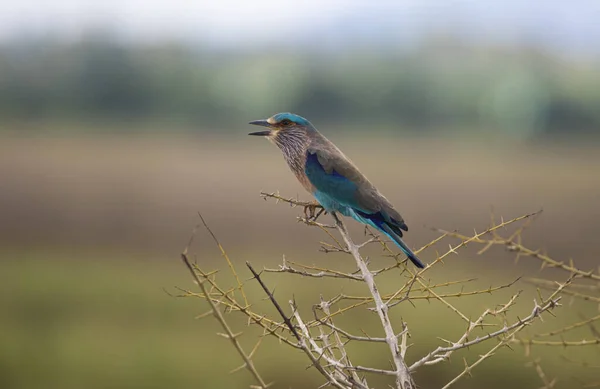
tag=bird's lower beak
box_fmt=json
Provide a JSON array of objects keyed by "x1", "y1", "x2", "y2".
[
  {"x1": 248, "y1": 130, "x2": 272, "y2": 136},
  {"x1": 248, "y1": 119, "x2": 273, "y2": 136}
]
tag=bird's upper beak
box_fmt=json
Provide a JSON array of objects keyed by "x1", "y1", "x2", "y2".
[{"x1": 248, "y1": 119, "x2": 273, "y2": 136}]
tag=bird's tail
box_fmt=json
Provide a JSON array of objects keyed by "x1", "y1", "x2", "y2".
[
  {"x1": 348, "y1": 208, "x2": 425, "y2": 269},
  {"x1": 379, "y1": 223, "x2": 425, "y2": 269}
]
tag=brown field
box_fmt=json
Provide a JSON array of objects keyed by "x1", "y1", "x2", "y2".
[{"x1": 1, "y1": 134, "x2": 599, "y2": 260}]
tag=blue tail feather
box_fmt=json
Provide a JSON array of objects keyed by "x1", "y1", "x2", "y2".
[
  {"x1": 379, "y1": 223, "x2": 425, "y2": 268},
  {"x1": 350, "y1": 209, "x2": 425, "y2": 268}
]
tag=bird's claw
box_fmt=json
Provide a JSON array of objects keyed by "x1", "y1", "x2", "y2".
[{"x1": 303, "y1": 202, "x2": 326, "y2": 222}]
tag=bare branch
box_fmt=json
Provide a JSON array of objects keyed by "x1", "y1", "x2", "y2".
[{"x1": 331, "y1": 211, "x2": 416, "y2": 389}]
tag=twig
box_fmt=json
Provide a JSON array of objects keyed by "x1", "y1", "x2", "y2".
[
  {"x1": 181, "y1": 220, "x2": 269, "y2": 389},
  {"x1": 440, "y1": 339, "x2": 506, "y2": 389},
  {"x1": 197, "y1": 212, "x2": 249, "y2": 307},
  {"x1": 527, "y1": 359, "x2": 557, "y2": 389},
  {"x1": 438, "y1": 227, "x2": 599, "y2": 281},
  {"x1": 291, "y1": 300, "x2": 369, "y2": 389},
  {"x1": 264, "y1": 256, "x2": 363, "y2": 281},
  {"x1": 246, "y1": 262, "x2": 356, "y2": 389}
]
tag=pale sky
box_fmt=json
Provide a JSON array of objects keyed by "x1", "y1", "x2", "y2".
[
  {"x1": 0, "y1": 0, "x2": 348, "y2": 42},
  {"x1": 0, "y1": 0, "x2": 598, "y2": 53}
]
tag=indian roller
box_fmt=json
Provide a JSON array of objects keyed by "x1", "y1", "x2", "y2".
[{"x1": 248, "y1": 112, "x2": 425, "y2": 269}]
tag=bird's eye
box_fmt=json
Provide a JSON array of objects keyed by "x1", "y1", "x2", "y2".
[{"x1": 280, "y1": 119, "x2": 292, "y2": 126}]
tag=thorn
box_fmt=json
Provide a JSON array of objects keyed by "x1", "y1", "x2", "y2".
[
  {"x1": 195, "y1": 310, "x2": 214, "y2": 320},
  {"x1": 216, "y1": 331, "x2": 243, "y2": 339},
  {"x1": 229, "y1": 363, "x2": 247, "y2": 374}
]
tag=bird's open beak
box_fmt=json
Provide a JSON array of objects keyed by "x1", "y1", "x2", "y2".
[{"x1": 248, "y1": 119, "x2": 273, "y2": 136}]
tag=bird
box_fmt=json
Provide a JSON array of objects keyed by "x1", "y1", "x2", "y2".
[{"x1": 248, "y1": 112, "x2": 425, "y2": 269}]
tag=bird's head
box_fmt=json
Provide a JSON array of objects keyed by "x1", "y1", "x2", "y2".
[{"x1": 248, "y1": 113, "x2": 314, "y2": 143}]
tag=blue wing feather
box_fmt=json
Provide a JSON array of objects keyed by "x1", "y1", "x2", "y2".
[
  {"x1": 305, "y1": 151, "x2": 365, "y2": 211},
  {"x1": 305, "y1": 150, "x2": 425, "y2": 269}
]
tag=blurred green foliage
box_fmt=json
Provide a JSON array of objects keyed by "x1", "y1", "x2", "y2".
[
  {"x1": 1, "y1": 250, "x2": 598, "y2": 389},
  {"x1": 1, "y1": 34, "x2": 599, "y2": 137}
]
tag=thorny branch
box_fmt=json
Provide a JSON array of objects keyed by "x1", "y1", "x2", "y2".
[
  {"x1": 175, "y1": 192, "x2": 597, "y2": 389},
  {"x1": 330, "y1": 211, "x2": 416, "y2": 389},
  {"x1": 246, "y1": 262, "x2": 362, "y2": 389},
  {"x1": 410, "y1": 275, "x2": 572, "y2": 371},
  {"x1": 439, "y1": 209, "x2": 600, "y2": 387},
  {"x1": 180, "y1": 217, "x2": 270, "y2": 389}
]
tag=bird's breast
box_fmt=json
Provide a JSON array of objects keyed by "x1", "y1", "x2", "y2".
[{"x1": 281, "y1": 147, "x2": 315, "y2": 193}]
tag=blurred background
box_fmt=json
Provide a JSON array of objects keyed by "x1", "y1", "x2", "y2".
[{"x1": 1, "y1": 1, "x2": 599, "y2": 388}]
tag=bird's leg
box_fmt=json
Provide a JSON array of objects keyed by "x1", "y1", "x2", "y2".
[
  {"x1": 312, "y1": 207, "x2": 326, "y2": 221},
  {"x1": 303, "y1": 201, "x2": 325, "y2": 221}
]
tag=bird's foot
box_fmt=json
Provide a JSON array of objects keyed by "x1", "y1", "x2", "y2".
[
  {"x1": 303, "y1": 202, "x2": 326, "y2": 222},
  {"x1": 312, "y1": 207, "x2": 327, "y2": 222}
]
